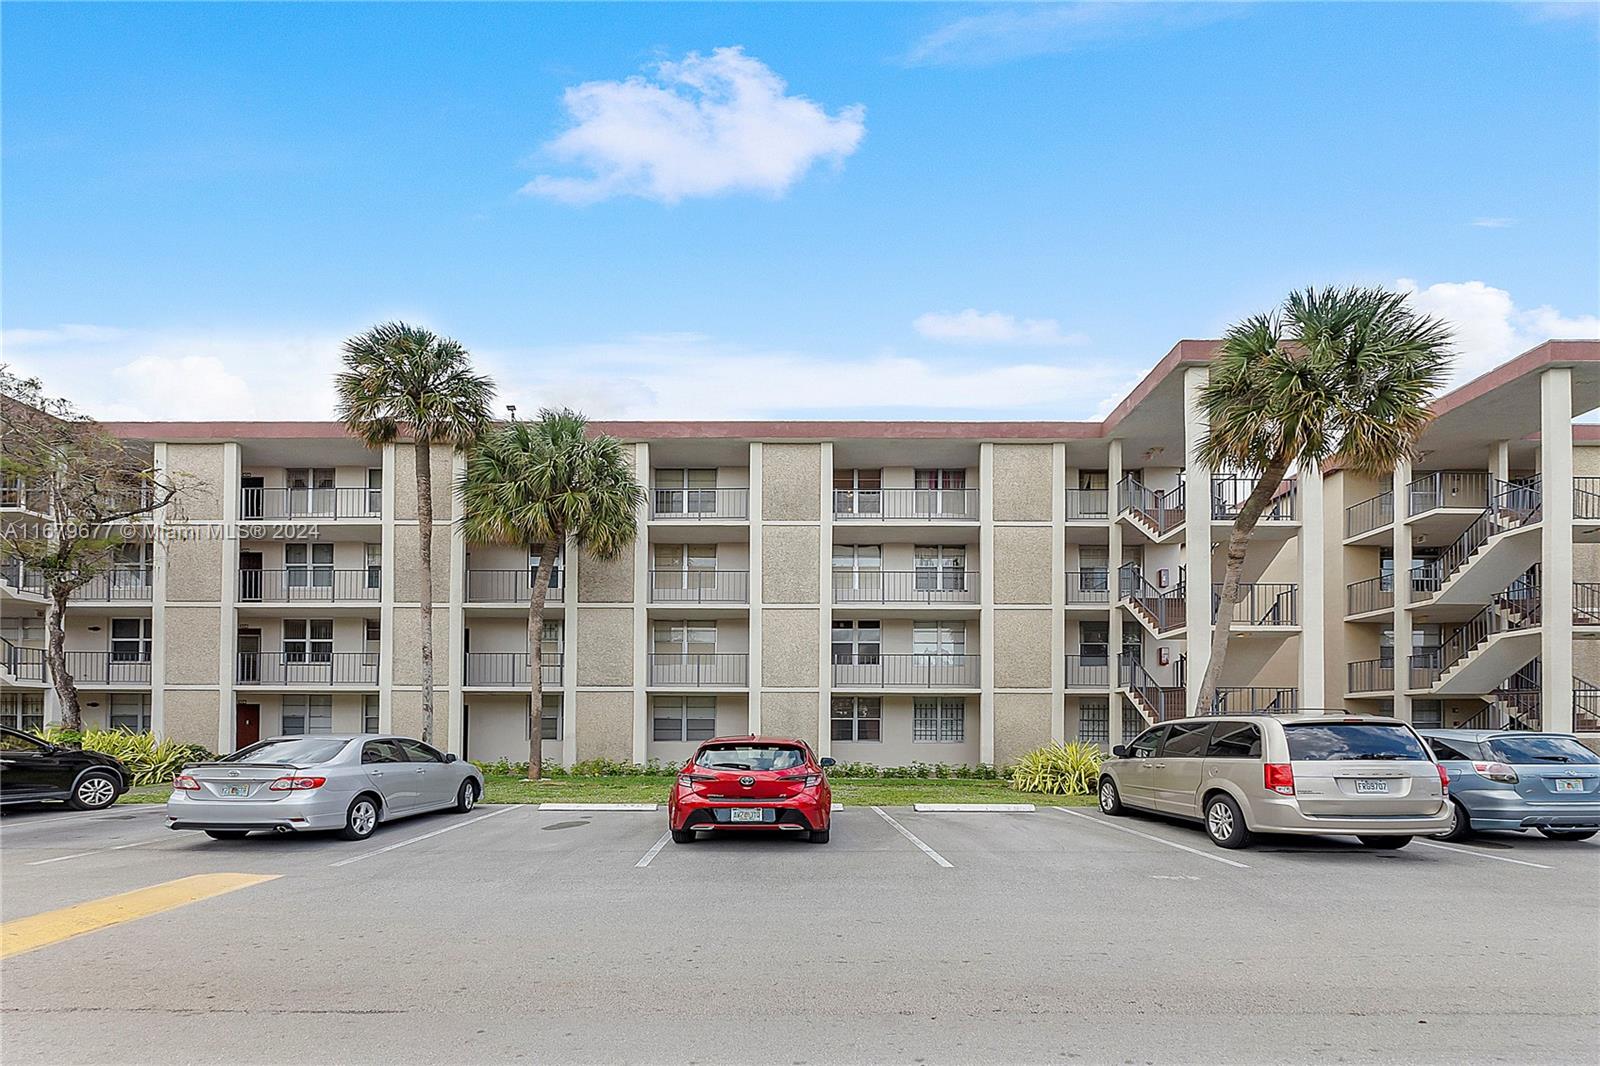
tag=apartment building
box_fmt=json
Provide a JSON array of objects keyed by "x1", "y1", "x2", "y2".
[{"x1": 4, "y1": 339, "x2": 1597, "y2": 765}]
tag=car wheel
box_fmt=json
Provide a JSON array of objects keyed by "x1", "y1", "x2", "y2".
[
  {"x1": 808, "y1": 828, "x2": 831, "y2": 844},
  {"x1": 1537, "y1": 828, "x2": 1598, "y2": 841},
  {"x1": 1434, "y1": 800, "x2": 1474, "y2": 842},
  {"x1": 454, "y1": 779, "x2": 479, "y2": 813},
  {"x1": 205, "y1": 830, "x2": 249, "y2": 841},
  {"x1": 339, "y1": 796, "x2": 380, "y2": 841},
  {"x1": 670, "y1": 827, "x2": 695, "y2": 844},
  {"x1": 1203, "y1": 794, "x2": 1251, "y2": 849},
  {"x1": 67, "y1": 771, "x2": 119, "y2": 811},
  {"x1": 1358, "y1": 835, "x2": 1412, "y2": 849},
  {"x1": 1098, "y1": 776, "x2": 1124, "y2": 816}
]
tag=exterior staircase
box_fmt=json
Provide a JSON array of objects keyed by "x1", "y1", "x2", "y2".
[
  {"x1": 1576, "y1": 676, "x2": 1600, "y2": 733},
  {"x1": 1117, "y1": 475, "x2": 1185, "y2": 542},
  {"x1": 1118, "y1": 654, "x2": 1185, "y2": 724},
  {"x1": 1421, "y1": 573, "x2": 1543, "y2": 695},
  {"x1": 1119, "y1": 566, "x2": 1186, "y2": 636},
  {"x1": 1428, "y1": 478, "x2": 1543, "y2": 606}
]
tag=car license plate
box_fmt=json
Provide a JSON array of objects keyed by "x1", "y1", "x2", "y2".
[
  {"x1": 729, "y1": 808, "x2": 763, "y2": 823},
  {"x1": 1354, "y1": 779, "x2": 1390, "y2": 794},
  {"x1": 220, "y1": 784, "x2": 250, "y2": 797},
  {"x1": 1555, "y1": 779, "x2": 1583, "y2": 793}
]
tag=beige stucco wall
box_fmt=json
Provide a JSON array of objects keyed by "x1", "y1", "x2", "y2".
[
  {"x1": 761, "y1": 444, "x2": 821, "y2": 521},
  {"x1": 993, "y1": 691, "x2": 1053, "y2": 768},
  {"x1": 762, "y1": 526, "x2": 820, "y2": 603},
  {"x1": 576, "y1": 607, "x2": 633, "y2": 686},
  {"x1": 577, "y1": 548, "x2": 635, "y2": 603},
  {"x1": 393, "y1": 444, "x2": 458, "y2": 521},
  {"x1": 164, "y1": 537, "x2": 224, "y2": 602},
  {"x1": 390, "y1": 688, "x2": 450, "y2": 745},
  {"x1": 163, "y1": 607, "x2": 221, "y2": 685},
  {"x1": 992, "y1": 444, "x2": 1054, "y2": 522},
  {"x1": 391, "y1": 609, "x2": 454, "y2": 687},
  {"x1": 165, "y1": 444, "x2": 226, "y2": 521},
  {"x1": 992, "y1": 525, "x2": 1053, "y2": 604},
  {"x1": 162, "y1": 689, "x2": 220, "y2": 749},
  {"x1": 573, "y1": 690, "x2": 635, "y2": 762},
  {"x1": 760, "y1": 690, "x2": 819, "y2": 747},
  {"x1": 761, "y1": 609, "x2": 820, "y2": 688},
  {"x1": 993, "y1": 609, "x2": 1052, "y2": 689},
  {"x1": 393, "y1": 524, "x2": 453, "y2": 603}
]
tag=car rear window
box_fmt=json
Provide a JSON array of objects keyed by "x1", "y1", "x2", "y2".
[
  {"x1": 224, "y1": 738, "x2": 349, "y2": 765},
  {"x1": 1284, "y1": 724, "x2": 1429, "y2": 762},
  {"x1": 1486, "y1": 735, "x2": 1600, "y2": 765},
  {"x1": 695, "y1": 744, "x2": 807, "y2": 771}
]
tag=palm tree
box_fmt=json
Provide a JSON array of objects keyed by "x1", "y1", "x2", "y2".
[
  {"x1": 459, "y1": 409, "x2": 643, "y2": 780},
  {"x1": 335, "y1": 323, "x2": 495, "y2": 745},
  {"x1": 1194, "y1": 286, "x2": 1453, "y2": 715}
]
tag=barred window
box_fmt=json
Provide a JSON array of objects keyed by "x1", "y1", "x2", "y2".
[
  {"x1": 526, "y1": 694, "x2": 564, "y2": 741},
  {"x1": 1411, "y1": 700, "x2": 1443, "y2": 729},
  {"x1": 1077, "y1": 698, "x2": 1109, "y2": 744},
  {"x1": 830, "y1": 697, "x2": 881, "y2": 742},
  {"x1": 1122, "y1": 701, "x2": 1146, "y2": 741},
  {"x1": 914, "y1": 698, "x2": 965, "y2": 743}
]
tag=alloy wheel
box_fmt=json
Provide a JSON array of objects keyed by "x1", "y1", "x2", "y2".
[
  {"x1": 77, "y1": 776, "x2": 115, "y2": 808},
  {"x1": 351, "y1": 800, "x2": 377, "y2": 836},
  {"x1": 462, "y1": 783, "x2": 476, "y2": 811},
  {"x1": 1207, "y1": 801, "x2": 1234, "y2": 841},
  {"x1": 1099, "y1": 781, "x2": 1116, "y2": 812}
]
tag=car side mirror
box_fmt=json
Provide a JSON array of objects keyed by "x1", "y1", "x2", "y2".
[
  {"x1": 1112, "y1": 745, "x2": 1129, "y2": 758},
  {"x1": 444, "y1": 753, "x2": 457, "y2": 763},
  {"x1": 820, "y1": 757, "x2": 836, "y2": 768}
]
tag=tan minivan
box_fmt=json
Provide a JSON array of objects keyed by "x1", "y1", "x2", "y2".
[{"x1": 1098, "y1": 714, "x2": 1452, "y2": 849}]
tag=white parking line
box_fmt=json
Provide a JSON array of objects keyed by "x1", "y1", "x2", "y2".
[
  {"x1": 329, "y1": 806, "x2": 517, "y2": 868},
  {"x1": 870, "y1": 806, "x2": 953, "y2": 868},
  {"x1": 23, "y1": 839, "x2": 158, "y2": 867},
  {"x1": 1052, "y1": 807, "x2": 1250, "y2": 869},
  {"x1": 635, "y1": 831, "x2": 672, "y2": 868},
  {"x1": 1413, "y1": 840, "x2": 1552, "y2": 869}
]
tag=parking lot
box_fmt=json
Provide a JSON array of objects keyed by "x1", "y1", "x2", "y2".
[{"x1": 2, "y1": 801, "x2": 1596, "y2": 1065}]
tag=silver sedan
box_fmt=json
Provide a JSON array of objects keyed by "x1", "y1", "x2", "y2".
[{"x1": 166, "y1": 734, "x2": 485, "y2": 841}]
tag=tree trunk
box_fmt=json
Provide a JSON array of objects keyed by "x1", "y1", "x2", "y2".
[
  {"x1": 45, "y1": 585, "x2": 82, "y2": 731},
  {"x1": 414, "y1": 438, "x2": 435, "y2": 745},
  {"x1": 1194, "y1": 453, "x2": 1296, "y2": 716},
  {"x1": 526, "y1": 538, "x2": 558, "y2": 782}
]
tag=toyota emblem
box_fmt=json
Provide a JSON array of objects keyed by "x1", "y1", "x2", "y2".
[
  {"x1": 227, "y1": 769, "x2": 241, "y2": 777},
  {"x1": 739, "y1": 775, "x2": 755, "y2": 787}
]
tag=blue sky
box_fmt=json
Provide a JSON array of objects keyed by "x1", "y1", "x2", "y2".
[{"x1": 3, "y1": 1, "x2": 1597, "y2": 421}]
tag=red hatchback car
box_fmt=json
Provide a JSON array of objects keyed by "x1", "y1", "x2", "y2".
[{"x1": 669, "y1": 736, "x2": 834, "y2": 844}]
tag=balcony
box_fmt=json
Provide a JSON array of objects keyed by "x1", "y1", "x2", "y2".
[
  {"x1": 1210, "y1": 687, "x2": 1298, "y2": 714},
  {"x1": 649, "y1": 570, "x2": 750, "y2": 604},
  {"x1": 236, "y1": 652, "x2": 378, "y2": 686},
  {"x1": 1578, "y1": 478, "x2": 1600, "y2": 521},
  {"x1": 1346, "y1": 576, "x2": 1393, "y2": 617},
  {"x1": 1065, "y1": 488, "x2": 1109, "y2": 521},
  {"x1": 464, "y1": 569, "x2": 565, "y2": 604},
  {"x1": 72, "y1": 566, "x2": 154, "y2": 602},
  {"x1": 1348, "y1": 658, "x2": 1394, "y2": 694},
  {"x1": 650, "y1": 488, "x2": 748, "y2": 520},
  {"x1": 463, "y1": 652, "x2": 563, "y2": 687},
  {"x1": 0, "y1": 558, "x2": 45, "y2": 597},
  {"x1": 1065, "y1": 571, "x2": 1112, "y2": 607},
  {"x1": 831, "y1": 653, "x2": 980, "y2": 689},
  {"x1": 1065, "y1": 654, "x2": 1110, "y2": 689},
  {"x1": 1344, "y1": 489, "x2": 1395, "y2": 540},
  {"x1": 832, "y1": 488, "x2": 978, "y2": 522},
  {"x1": 1, "y1": 638, "x2": 45, "y2": 682},
  {"x1": 1120, "y1": 569, "x2": 1186, "y2": 635},
  {"x1": 1408, "y1": 471, "x2": 1491, "y2": 515},
  {"x1": 1211, "y1": 477, "x2": 1297, "y2": 522},
  {"x1": 648, "y1": 653, "x2": 749, "y2": 687},
  {"x1": 241, "y1": 486, "x2": 381, "y2": 521},
  {"x1": 0, "y1": 479, "x2": 46, "y2": 513},
  {"x1": 1212, "y1": 583, "x2": 1298, "y2": 627},
  {"x1": 61, "y1": 652, "x2": 152, "y2": 686},
  {"x1": 238, "y1": 569, "x2": 381, "y2": 603},
  {"x1": 831, "y1": 570, "x2": 977, "y2": 606}
]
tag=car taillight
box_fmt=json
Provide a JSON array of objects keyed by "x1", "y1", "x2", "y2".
[
  {"x1": 172, "y1": 774, "x2": 200, "y2": 791},
  {"x1": 676, "y1": 773, "x2": 715, "y2": 788},
  {"x1": 1264, "y1": 763, "x2": 1295, "y2": 796},
  {"x1": 1470, "y1": 760, "x2": 1518, "y2": 784},
  {"x1": 677, "y1": 774, "x2": 693, "y2": 788},
  {"x1": 268, "y1": 775, "x2": 326, "y2": 791},
  {"x1": 1438, "y1": 763, "x2": 1452, "y2": 793},
  {"x1": 779, "y1": 772, "x2": 823, "y2": 788}
]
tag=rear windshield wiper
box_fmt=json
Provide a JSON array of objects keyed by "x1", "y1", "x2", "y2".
[
  {"x1": 1345, "y1": 753, "x2": 1410, "y2": 760},
  {"x1": 1531, "y1": 755, "x2": 1573, "y2": 762}
]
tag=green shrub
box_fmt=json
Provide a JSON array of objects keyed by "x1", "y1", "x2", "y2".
[
  {"x1": 1008, "y1": 742, "x2": 1103, "y2": 796},
  {"x1": 36, "y1": 727, "x2": 215, "y2": 787},
  {"x1": 822, "y1": 760, "x2": 1000, "y2": 780}
]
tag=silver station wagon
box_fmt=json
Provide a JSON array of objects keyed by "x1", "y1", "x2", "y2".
[
  {"x1": 167, "y1": 734, "x2": 484, "y2": 841},
  {"x1": 1098, "y1": 714, "x2": 1452, "y2": 849}
]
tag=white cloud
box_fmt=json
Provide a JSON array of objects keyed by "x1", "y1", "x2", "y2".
[
  {"x1": 523, "y1": 46, "x2": 866, "y2": 204},
  {"x1": 1396, "y1": 278, "x2": 1600, "y2": 386},
  {"x1": 905, "y1": 2, "x2": 1235, "y2": 67},
  {"x1": 912, "y1": 309, "x2": 1087, "y2": 347},
  {"x1": 1469, "y1": 217, "x2": 1517, "y2": 228}
]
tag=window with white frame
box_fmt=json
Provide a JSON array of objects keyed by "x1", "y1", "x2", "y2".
[
  {"x1": 362, "y1": 694, "x2": 380, "y2": 734},
  {"x1": 914, "y1": 545, "x2": 966, "y2": 592},
  {"x1": 109, "y1": 693, "x2": 152, "y2": 732},
  {"x1": 287, "y1": 468, "x2": 335, "y2": 515},
  {"x1": 526, "y1": 694, "x2": 563, "y2": 741},
  {"x1": 110, "y1": 618, "x2": 152, "y2": 662},
  {"x1": 830, "y1": 696, "x2": 881, "y2": 742},
  {"x1": 913, "y1": 620, "x2": 965, "y2": 660},
  {"x1": 652, "y1": 695, "x2": 717, "y2": 742},
  {"x1": 655, "y1": 468, "x2": 718, "y2": 514},
  {"x1": 831, "y1": 619, "x2": 881, "y2": 665},
  {"x1": 653, "y1": 544, "x2": 716, "y2": 591},
  {"x1": 363, "y1": 619, "x2": 381, "y2": 666},
  {"x1": 283, "y1": 619, "x2": 334, "y2": 663},
  {"x1": 365, "y1": 544, "x2": 382, "y2": 589},
  {"x1": 652, "y1": 621, "x2": 715, "y2": 657},
  {"x1": 1079, "y1": 470, "x2": 1109, "y2": 491},
  {"x1": 831, "y1": 545, "x2": 882, "y2": 595},
  {"x1": 282, "y1": 694, "x2": 333, "y2": 734},
  {"x1": 1, "y1": 693, "x2": 44, "y2": 732},
  {"x1": 1077, "y1": 698, "x2": 1109, "y2": 744},
  {"x1": 285, "y1": 542, "x2": 334, "y2": 588},
  {"x1": 833, "y1": 468, "x2": 882, "y2": 514},
  {"x1": 1079, "y1": 620, "x2": 1110, "y2": 666},
  {"x1": 914, "y1": 468, "x2": 967, "y2": 516},
  {"x1": 914, "y1": 698, "x2": 965, "y2": 743},
  {"x1": 1077, "y1": 546, "x2": 1109, "y2": 593},
  {"x1": 529, "y1": 546, "x2": 564, "y2": 589},
  {"x1": 366, "y1": 468, "x2": 383, "y2": 514},
  {"x1": 112, "y1": 542, "x2": 153, "y2": 589}
]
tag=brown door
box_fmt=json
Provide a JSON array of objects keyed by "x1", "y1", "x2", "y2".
[{"x1": 235, "y1": 704, "x2": 261, "y2": 750}]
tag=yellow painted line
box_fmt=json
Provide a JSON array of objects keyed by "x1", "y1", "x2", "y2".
[{"x1": 0, "y1": 873, "x2": 279, "y2": 960}]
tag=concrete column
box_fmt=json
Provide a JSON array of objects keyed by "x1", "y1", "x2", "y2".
[
  {"x1": 1050, "y1": 442, "x2": 1067, "y2": 744},
  {"x1": 1489, "y1": 440, "x2": 1510, "y2": 485},
  {"x1": 1392, "y1": 459, "x2": 1414, "y2": 722},
  {"x1": 816, "y1": 442, "x2": 834, "y2": 757},
  {"x1": 1107, "y1": 439, "x2": 1126, "y2": 747},
  {"x1": 209, "y1": 441, "x2": 240, "y2": 751},
  {"x1": 1182, "y1": 367, "x2": 1213, "y2": 716},
  {"x1": 1541, "y1": 369, "x2": 1575, "y2": 732},
  {"x1": 446, "y1": 448, "x2": 467, "y2": 757},
  {"x1": 747, "y1": 442, "x2": 763, "y2": 735},
  {"x1": 152, "y1": 443, "x2": 171, "y2": 741},
  {"x1": 1297, "y1": 459, "x2": 1326, "y2": 710},
  {"x1": 560, "y1": 531, "x2": 578, "y2": 767},
  {"x1": 378, "y1": 444, "x2": 397, "y2": 732},
  {"x1": 978, "y1": 442, "x2": 996, "y2": 766},
  {"x1": 631, "y1": 442, "x2": 651, "y2": 764}
]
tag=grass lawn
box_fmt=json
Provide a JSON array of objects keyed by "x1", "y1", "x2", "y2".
[{"x1": 118, "y1": 785, "x2": 174, "y2": 805}]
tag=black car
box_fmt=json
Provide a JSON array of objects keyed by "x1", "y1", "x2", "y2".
[{"x1": 0, "y1": 727, "x2": 130, "y2": 810}]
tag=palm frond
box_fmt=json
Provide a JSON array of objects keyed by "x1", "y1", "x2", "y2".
[{"x1": 334, "y1": 322, "x2": 495, "y2": 449}]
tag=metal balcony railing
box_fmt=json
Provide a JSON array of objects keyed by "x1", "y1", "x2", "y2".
[
  {"x1": 650, "y1": 488, "x2": 748, "y2": 520},
  {"x1": 1409, "y1": 560, "x2": 1443, "y2": 601},
  {"x1": 236, "y1": 652, "x2": 379, "y2": 686},
  {"x1": 1064, "y1": 570, "x2": 1112, "y2": 606},
  {"x1": 650, "y1": 570, "x2": 751, "y2": 604},
  {"x1": 61, "y1": 652, "x2": 152, "y2": 685},
  {"x1": 831, "y1": 570, "x2": 977, "y2": 605},
  {"x1": 1211, "y1": 477, "x2": 1298, "y2": 521},
  {"x1": 1120, "y1": 567, "x2": 1186, "y2": 632},
  {"x1": 1, "y1": 637, "x2": 46, "y2": 682},
  {"x1": 463, "y1": 652, "x2": 563, "y2": 687},
  {"x1": 464, "y1": 569, "x2": 565, "y2": 603},
  {"x1": 1065, "y1": 654, "x2": 1110, "y2": 689},
  {"x1": 238, "y1": 569, "x2": 381, "y2": 602},
  {"x1": 830, "y1": 653, "x2": 979, "y2": 688},
  {"x1": 71, "y1": 566, "x2": 154, "y2": 602},
  {"x1": 1211, "y1": 687, "x2": 1298, "y2": 714},
  {"x1": 1212, "y1": 582, "x2": 1298, "y2": 626},
  {"x1": 1348, "y1": 658, "x2": 1394, "y2": 694},
  {"x1": 832, "y1": 488, "x2": 979, "y2": 521},
  {"x1": 648, "y1": 653, "x2": 749, "y2": 687},
  {"x1": 1118, "y1": 654, "x2": 1185, "y2": 722},
  {"x1": 0, "y1": 558, "x2": 46, "y2": 596},
  {"x1": 1432, "y1": 477, "x2": 1542, "y2": 592},
  {"x1": 1346, "y1": 575, "x2": 1394, "y2": 616},
  {"x1": 1576, "y1": 677, "x2": 1600, "y2": 732},
  {"x1": 1345, "y1": 489, "x2": 1395, "y2": 539},
  {"x1": 1065, "y1": 488, "x2": 1109, "y2": 520},
  {"x1": 1408, "y1": 471, "x2": 1492, "y2": 514},
  {"x1": 1118, "y1": 476, "x2": 1185, "y2": 535},
  {"x1": 1575, "y1": 582, "x2": 1600, "y2": 626},
  {"x1": 241, "y1": 487, "x2": 381, "y2": 520},
  {"x1": 1577, "y1": 478, "x2": 1600, "y2": 521}
]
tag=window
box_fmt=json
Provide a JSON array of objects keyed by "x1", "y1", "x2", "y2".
[
  {"x1": 655, "y1": 468, "x2": 718, "y2": 514},
  {"x1": 1162, "y1": 721, "x2": 1213, "y2": 757},
  {"x1": 1282, "y1": 723, "x2": 1429, "y2": 761},
  {"x1": 282, "y1": 695, "x2": 333, "y2": 734},
  {"x1": 362, "y1": 694, "x2": 380, "y2": 734},
  {"x1": 286, "y1": 468, "x2": 335, "y2": 515},
  {"x1": 654, "y1": 544, "x2": 716, "y2": 591},
  {"x1": 1077, "y1": 546, "x2": 1109, "y2": 593},
  {"x1": 529, "y1": 547, "x2": 564, "y2": 589},
  {"x1": 526, "y1": 694, "x2": 563, "y2": 741},
  {"x1": 366, "y1": 468, "x2": 383, "y2": 515},
  {"x1": 1486, "y1": 734, "x2": 1600, "y2": 766},
  {"x1": 1077, "y1": 698, "x2": 1109, "y2": 744},
  {"x1": 112, "y1": 542, "x2": 153, "y2": 590},
  {"x1": 914, "y1": 698, "x2": 965, "y2": 743},
  {"x1": 365, "y1": 544, "x2": 382, "y2": 590},
  {"x1": 1078, "y1": 470, "x2": 1109, "y2": 491},
  {"x1": 1425, "y1": 737, "x2": 1475, "y2": 761},
  {"x1": 1128, "y1": 726, "x2": 1164, "y2": 758},
  {"x1": 914, "y1": 468, "x2": 967, "y2": 516},
  {"x1": 360, "y1": 739, "x2": 407, "y2": 765},
  {"x1": 1079, "y1": 620, "x2": 1110, "y2": 666},
  {"x1": 285, "y1": 542, "x2": 334, "y2": 588},
  {"x1": 1207, "y1": 722, "x2": 1262, "y2": 759},
  {"x1": 398, "y1": 739, "x2": 443, "y2": 763},
  {"x1": 363, "y1": 619, "x2": 381, "y2": 667},
  {"x1": 110, "y1": 618, "x2": 152, "y2": 662},
  {"x1": 833, "y1": 469, "x2": 882, "y2": 514},
  {"x1": 913, "y1": 621, "x2": 965, "y2": 659},
  {"x1": 831, "y1": 545, "x2": 882, "y2": 595},
  {"x1": 283, "y1": 619, "x2": 334, "y2": 663},
  {"x1": 914, "y1": 546, "x2": 967, "y2": 593},
  {"x1": 1411, "y1": 699, "x2": 1443, "y2": 729},
  {"x1": 696, "y1": 743, "x2": 805, "y2": 770},
  {"x1": 652, "y1": 621, "x2": 715, "y2": 656},
  {"x1": 109, "y1": 693, "x2": 151, "y2": 732},
  {"x1": 1, "y1": 693, "x2": 45, "y2": 732},
  {"x1": 652, "y1": 696, "x2": 716, "y2": 742},
  {"x1": 831, "y1": 697, "x2": 881, "y2": 742},
  {"x1": 831, "y1": 620, "x2": 880, "y2": 665},
  {"x1": 1122, "y1": 703, "x2": 1147, "y2": 742}
]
